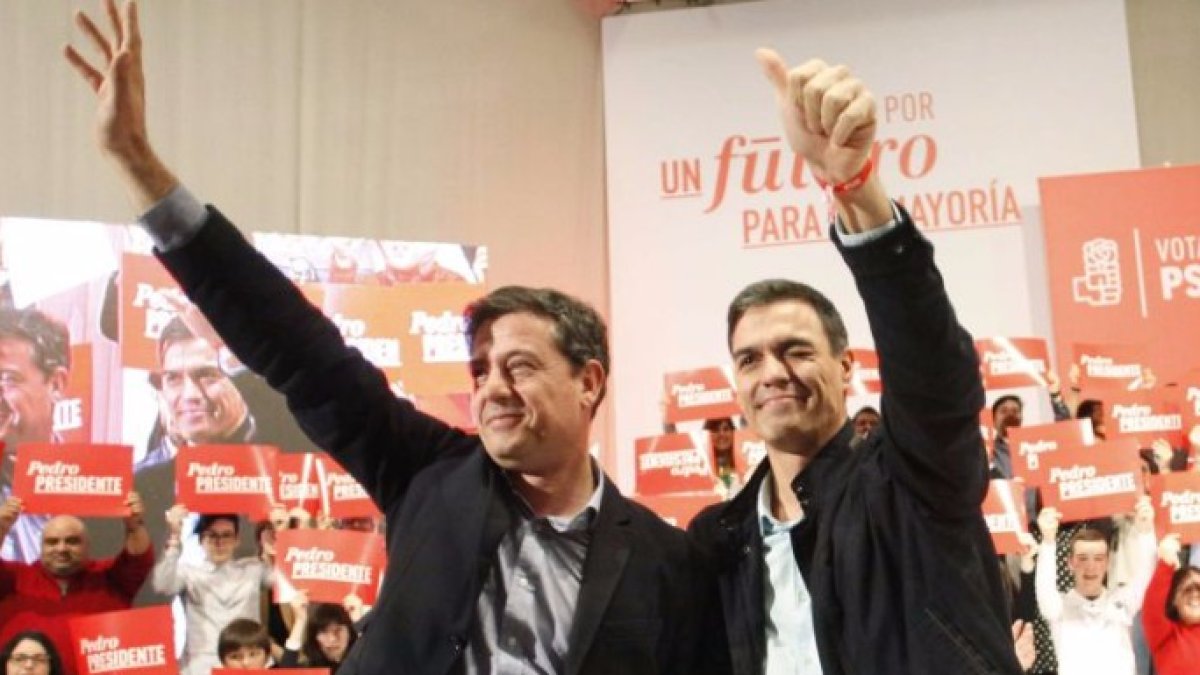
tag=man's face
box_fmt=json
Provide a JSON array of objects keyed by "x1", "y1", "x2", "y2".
[
  {"x1": 994, "y1": 399, "x2": 1023, "y2": 439},
  {"x1": 1174, "y1": 570, "x2": 1200, "y2": 626},
  {"x1": 731, "y1": 301, "x2": 851, "y2": 453},
  {"x1": 469, "y1": 313, "x2": 601, "y2": 476},
  {"x1": 221, "y1": 646, "x2": 269, "y2": 669},
  {"x1": 1067, "y1": 539, "x2": 1109, "y2": 598},
  {"x1": 200, "y1": 519, "x2": 239, "y2": 564},
  {"x1": 853, "y1": 410, "x2": 880, "y2": 439},
  {"x1": 41, "y1": 516, "x2": 88, "y2": 577},
  {"x1": 0, "y1": 337, "x2": 65, "y2": 447},
  {"x1": 157, "y1": 338, "x2": 248, "y2": 443}
]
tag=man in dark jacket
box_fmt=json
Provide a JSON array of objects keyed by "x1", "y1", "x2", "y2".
[
  {"x1": 687, "y1": 51, "x2": 1023, "y2": 674},
  {"x1": 64, "y1": 2, "x2": 706, "y2": 674}
]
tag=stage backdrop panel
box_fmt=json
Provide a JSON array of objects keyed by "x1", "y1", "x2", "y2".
[{"x1": 602, "y1": 0, "x2": 1139, "y2": 489}]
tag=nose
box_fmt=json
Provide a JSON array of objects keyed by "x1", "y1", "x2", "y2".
[{"x1": 759, "y1": 351, "x2": 792, "y2": 387}]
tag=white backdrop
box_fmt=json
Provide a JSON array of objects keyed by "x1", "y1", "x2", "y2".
[{"x1": 602, "y1": 0, "x2": 1141, "y2": 490}]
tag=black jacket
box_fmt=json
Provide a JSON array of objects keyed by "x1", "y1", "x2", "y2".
[
  {"x1": 155, "y1": 208, "x2": 708, "y2": 675},
  {"x1": 689, "y1": 212, "x2": 1023, "y2": 675}
]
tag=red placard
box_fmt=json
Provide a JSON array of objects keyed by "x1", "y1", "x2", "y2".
[
  {"x1": 276, "y1": 452, "x2": 323, "y2": 517},
  {"x1": 55, "y1": 344, "x2": 94, "y2": 444},
  {"x1": 635, "y1": 493, "x2": 721, "y2": 529},
  {"x1": 175, "y1": 444, "x2": 277, "y2": 516},
  {"x1": 1039, "y1": 439, "x2": 1143, "y2": 522},
  {"x1": 982, "y1": 480, "x2": 1028, "y2": 555},
  {"x1": 733, "y1": 429, "x2": 766, "y2": 484},
  {"x1": 119, "y1": 252, "x2": 181, "y2": 371},
  {"x1": 976, "y1": 337, "x2": 1050, "y2": 390},
  {"x1": 316, "y1": 455, "x2": 381, "y2": 520},
  {"x1": 1008, "y1": 420, "x2": 1095, "y2": 486},
  {"x1": 214, "y1": 671, "x2": 329, "y2": 675},
  {"x1": 1072, "y1": 342, "x2": 1151, "y2": 391},
  {"x1": 634, "y1": 433, "x2": 715, "y2": 496},
  {"x1": 275, "y1": 529, "x2": 386, "y2": 605},
  {"x1": 12, "y1": 444, "x2": 132, "y2": 516},
  {"x1": 1150, "y1": 473, "x2": 1200, "y2": 542},
  {"x1": 848, "y1": 348, "x2": 882, "y2": 395},
  {"x1": 1106, "y1": 390, "x2": 1186, "y2": 449},
  {"x1": 69, "y1": 606, "x2": 177, "y2": 675},
  {"x1": 661, "y1": 367, "x2": 740, "y2": 424}
]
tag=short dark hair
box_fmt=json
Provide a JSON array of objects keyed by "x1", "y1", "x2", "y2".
[
  {"x1": 1166, "y1": 566, "x2": 1200, "y2": 623},
  {"x1": 465, "y1": 286, "x2": 610, "y2": 415},
  {"x1": 218, "y1": 619, "x2": 270, "y2": 661},
  {"x1": 1068, "y1": 527, "x2": 1109, "y2": 555},
  {"x1": 0, "y1": 630, "x2": 65, "y2": 675},
  {"x1": 0, "y1": 307, "x2": 70, "y2": 376},
  {"x1": 853, "y1": 406, "x2": 880, "y2": 422},
  {"x1": 702, "y1": 417, "x2": 735, "y2": 433},
  {"x1": 195, "y1": 514, "x2": 240, "y2": 537},
  {"x1": 302, "y1": 603, "x2": 358, "y2": 666},
  {"x1": 1076, "y1": 399, "x2": 1104, "y2": 420},
  {"x1": 156, "y1": 315, "x2": 197, "y2": 364},
  {"x1": 991, "y1": 395, "x2": 1023, "y2": 418},
  {"x1": 726, "y1": 279, "x2": 848, "y2": 354}
]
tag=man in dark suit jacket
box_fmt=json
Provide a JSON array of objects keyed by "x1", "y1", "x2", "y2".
[
  {"x1": 687, "y1": 53, "x2": 1023, "y2": 674},
  {"x1": 64, "y1": 3, "x2": 708, "y2": 674}
]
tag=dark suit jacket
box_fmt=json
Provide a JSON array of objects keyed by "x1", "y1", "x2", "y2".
[
  {"x1": 154, "y1": 207, "x2": 710, "y2": 675},
  {"x1": 689, "y1": 210, "x2": 1023, "y2": 675}
]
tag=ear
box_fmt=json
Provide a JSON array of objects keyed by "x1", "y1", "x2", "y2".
[
  {"x1": 838, "y1": 349, "x2": 854, "y2": 386},
  {"x1": 47, "y1": 366, "x2": 69, "y2": 399},
  {"x1": 578, "y1": 360, "x2": 606, "y2": 411}
]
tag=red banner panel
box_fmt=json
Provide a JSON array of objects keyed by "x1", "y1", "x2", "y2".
[
  {"x1": 175, "y1": 444, "x2": 277, "y2": 516},
  {"x1": 316, "y1": 455, "x2": 380, "y2": 520},
  {"x1": 1106, "y1": 390, "x2": 1186, "y2": 449},
  {"x1": 982, "y1": 479, "x2": 1029, "y2": 555},
  {"x1": 661, "y1": 367, "x2": 740, "y2": 424},
  {"x1": 276, "y1": 452, "x2": 323, "y2": 517},
  {"x1": 976, "y1": 337, "x2": 1050, "y2": 390},
  {"x1": 69, "y1": 606, "x2": 176, "y2": 675},
  {"x1": 12, "y1": 444, "x2": 132, "y2": 516},
  {"x1": 275, "y1": 529, "x2": 385, "y2": 605},
  {"x1": 634, "y1": 433, "x2": 714, "y2": 496},
  {"x1": 55, "y1": 344, "x2": 94, "y2": 444},
  {"x1": 1039, "y1": 439, "x2": 1143, "y2": 522},
  {"x1": 848, "y1": 348, "x2": 881, "y2": 395}
]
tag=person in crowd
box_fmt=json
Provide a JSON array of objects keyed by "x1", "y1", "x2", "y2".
[
  {"x1": 1, "y1": 631, "x2": 65, "y2": 675},
  {"x1": 989, "y1": 371, "x2": 1071, "y2": 481},
  {"x1": 1142, "y1": 533, "x2": 1200, "y2": 674},
  {"x1": 703, "y1": 417, "x2": 741, "y2": 496},
  {"x1": 279, "y1": 592, "x2": 357, "y2": 673},
  {"x1": 151, "y1": 507, "x2": 274, "y2": 675},
  {"x1": 64, "y1": 3, "x2": 709, "y2": 673},
  {"x1": 217, "y1": 619, "x2": 273, "y2": 670},
  {"x1": 0, "y1": 495, "x2": 151, "y2": 673},
  {"x1": 849, "y1": 405, "x2": 879, "y2": 447},
  {"x1": 0, "y1": 308, "x2": 71, "y2": 563},
  {"x1": 686, "y1": 52, "x2": 1022, "y2": 673},
  {"x1": 1034, "y1": 499, "x2": 1156, "y2": 674}
]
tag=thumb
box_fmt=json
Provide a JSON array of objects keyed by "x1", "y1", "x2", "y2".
[{"x1": 755, "y1": 48, "x2": 788, "y2": 98}]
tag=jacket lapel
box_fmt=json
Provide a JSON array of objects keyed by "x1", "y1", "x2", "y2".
[{"x1": 565, "y1": 480, "x2": 632, "y2": 675}]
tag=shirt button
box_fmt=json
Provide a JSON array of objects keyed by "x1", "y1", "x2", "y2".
[{"x1": 449, "y1": 635, "x2": 465, "y2": 652}]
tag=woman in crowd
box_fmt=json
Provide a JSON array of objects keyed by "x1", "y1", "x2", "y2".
[
  {"x1": 1142, "y1": 533, "x2": 1200, "y2": 674},
  {"x1": 279, "y1": 591, "x2": 358, "y2": 673},
  {"x1": 1, "y1": 632, "x2": 64, "y2": 675},
  {"x1": 218, "y1": 619, "x2": 273, "y2": 670}
]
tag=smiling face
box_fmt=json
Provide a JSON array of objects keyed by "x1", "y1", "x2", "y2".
[
  {"x1": 1174, "y1": 569, "x2": 1200, "y2": 626},
  {"x1": 41, "y1": 516, "x2": 88, "y2": 578},
  {"x1": 1068, "y1": 539, "x2": 1109, "y2": 598},
  {"x1": 469, "y1": 312, "x2": 602, "y2": 476},
  {"x1": 731, "y1": 300, "x2": 852, "y2": 456},
  {"x1": 157, "y1": 337, "x2": 248, "y2": 444}
]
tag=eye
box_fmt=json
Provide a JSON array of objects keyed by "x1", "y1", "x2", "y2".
[
  {"x1": 735, "y1": 352, "x2": 759, "y2": 370},
  {"x1": 508, "y1": 360, "x2": 535, "y2": 378}
]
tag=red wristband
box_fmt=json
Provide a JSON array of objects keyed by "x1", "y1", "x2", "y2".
[{"x1": 816, "y1": 158, "x2": 874, "y2": 195}]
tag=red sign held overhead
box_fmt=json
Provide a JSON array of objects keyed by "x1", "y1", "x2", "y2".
[
  {"x1": 316, "y1": 455, "x2": 381, "y2": 520},
  {"x1": 1038, "y1": 438, "x2": 1143, "y2": 522},
  {"x1": 1072, "y1": 342, "x2": 1152, "y2": 392},
  {"x1": 275, "y1": 529, "x2": 386, "y2": 605},
  {"x1": 1105, "y1": 390, "x2": 1186, "y2": 449},
  {"x1": 1149, "y1": 473, "x2": 1200, "y2": 543},
  {"x1": 976, "y1": 337, "x2": 1050, "y2": 390},
  {"x1": 276, "y1": 452, "x2": 323, "y2": 518},
  {"x1": 661, "y1": 367, "x2": 740, "y2": 424},
  {"x1": 175, "y1": 444, "x2": 277, "y2": 517},
  {"x1": 982, "y1": 480, "x2": 1029, "y2": 555},
  {"x1": 69, "y1": 606, "x2": 177, "y2": 675},
  {"x1": 1007, "y1": 420, "x2": 1095, "y2": 487},
  {"x1": 12, "y1": 444, "x2": 132, "y2": 517}
]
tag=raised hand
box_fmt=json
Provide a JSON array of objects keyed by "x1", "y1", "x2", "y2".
[{"x1": 1036, "y1": 507, "x2": 1061, "y2": 542}]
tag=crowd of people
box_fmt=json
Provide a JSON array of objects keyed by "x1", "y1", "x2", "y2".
[{"x1": 0, "y1": 1, "x2": 1194, "y2": 674}]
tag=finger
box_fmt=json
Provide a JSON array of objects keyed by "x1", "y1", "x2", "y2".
[
  {"x1": 754, "y1": 48, "x2": 788, "y2": 99},
  {"x1": 828, "y1": 87, "x2": 874, "y2": 148},
  {"x1": 105, "y1": 0, "x2": 124, "y2": 50},
  {"x1": 798, "y1": 61, "x2": 845, "y2": 137},
  {"x1": 75, "y1": 10, "x2": 114, "y2": 64},
  {"x1": 819, "y1": 77, "x2": 862, "y2": 139},
  {"x1": 63, "y1": 45, "x2": 104, "y2": 92},
  {"x1": 124, "y1": 0, "x2": 142, "y2": 52}
]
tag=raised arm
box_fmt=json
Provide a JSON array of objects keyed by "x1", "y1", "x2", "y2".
[
  {"x1": 1034, "y1": 508, "x2": 1064, "y2": 622},
  {"x1": 150, "y1": 504, "x2": 188, "y2": 595}
]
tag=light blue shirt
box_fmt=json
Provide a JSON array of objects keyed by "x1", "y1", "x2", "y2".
[{"x1": 758, "y1": 474, "x2": 824, "y2": 675}]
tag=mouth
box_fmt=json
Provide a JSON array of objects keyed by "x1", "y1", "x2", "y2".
[
  {"x1": 755, "y1": 390, "x2": 809, "y2": 410},
  {"x1": 482, "y1": 410, "x2": 525, "y2": 428}
]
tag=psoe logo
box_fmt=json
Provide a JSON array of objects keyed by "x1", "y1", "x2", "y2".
[{"x1": 1072, "y1": 238, "x2": 1122, "y2": 307}]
